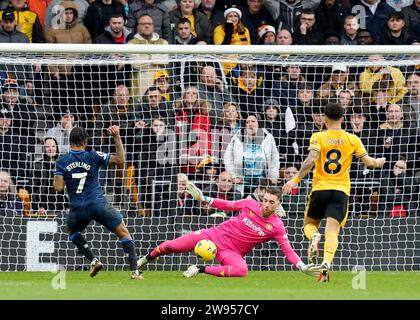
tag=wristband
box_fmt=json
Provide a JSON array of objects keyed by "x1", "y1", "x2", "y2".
[
  {"x1": 296, "y1": 261, "x2": 305, "y2": 270},
  {"x1": 293, "y1": 176, "x2": 301, "y2": 184}
]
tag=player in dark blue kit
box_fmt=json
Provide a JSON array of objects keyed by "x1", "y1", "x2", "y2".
[{"x1": 54, "y1": 125, "x2": 143, "y2": 280}]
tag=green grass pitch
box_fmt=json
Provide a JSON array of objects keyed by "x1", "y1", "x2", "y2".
[{"x1": 0, "y1": 271, "x2": 419, "y2": 300}]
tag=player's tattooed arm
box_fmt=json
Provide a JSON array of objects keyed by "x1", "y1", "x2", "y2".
[{"x1": 296, "y1": 149, "x2": 319, "y2": 181}]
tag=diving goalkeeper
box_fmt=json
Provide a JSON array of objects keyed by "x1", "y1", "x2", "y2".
[{"x1": 137, "y1": 182, "x2": 319, "y2": 278}]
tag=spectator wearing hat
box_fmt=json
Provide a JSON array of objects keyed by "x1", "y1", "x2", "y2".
[
  {"x1": 350, "y1": 0, "x2": 394, "y2": 44},
  {"x1": 0, "y1": 11, "x2": 36, "y2": 104},
  {"x1": 317, "y1": 63, "x2": 358, "y2": 100},
  {"x1": 292, "y1": 8, "x2": 323, "y2": 45},
  {"x1": 1, "y1": 0, "x2": 44, "y2": 43},
  {"x1": 340, "y1": 14, "x2": 359, "y2": 45},
  {"x1": 84, "y1": 0, "x2": 126, "y2": 42},
  {"x1": 0, "y1": 77, "x2": 36, "y2": 137},
  {"x1": 257, "y1": 24, "x2": 276, "y2": 44},
  {"x1": 44, "y1": 0, "x2": 89, "y2": 31},
  {"x1": 241, "y1": 0, "x2": 275, "y2": 44},
  {"x1": 402, "y1": 0, "x2": 420, "y2": 35},
  {"x1": 32, "y1": 136, "x2": 69, "y2": 214},
  {"x1": 45, "y1": 108, "x2": 78, "y2": 154},
  {"x1": 214, "y1": 5, "x2": 250, "y2": 74},
  {"x1": 44, "y1": 1, "x2": 91, "y2": 45},
  {"x1": 197, "y1": 0, "x2": 224, "y2": 31},
  {"x1": 0, "y1": 13, "x2": 37, "y2": 106},
  {"x1": 378, "y1": 11, "x2": 414, "y2": 45},
  {"x1": 0, "y1": 8, "x2": 29, "y2": 43},
  {"x1": 169, "y1": 0, "x2": 212, "y2": 44},
  {"x1": 276, "y1": 27, "x2": 293, "y2": 44},
  {"x1": 315, "y1": 0, "x2": 349, "y2": 37},
  {"x1": 152, "y1": 69, "x2": 176, "y2": 102},
  {"x1": 214, "y1": 5, "x2": 250, "y2": 46},
  {"x1": 0, "y1": 108, "x2": 34, "y2": 185},
  {"x1": 126, "y1": 0, "x2": 170, "y2": 42}
]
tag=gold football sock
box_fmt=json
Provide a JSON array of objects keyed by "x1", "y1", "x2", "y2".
[
  {"x1": 322, "y1": 232, "x2": 339, "y2": 268},
  {"x1": 304, "y1": 223, "x2": 319, "y2": 241}
]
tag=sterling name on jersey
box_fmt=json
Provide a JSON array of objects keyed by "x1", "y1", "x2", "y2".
[
  {"x1": 55, "y1": 150, "x2": 110, "y2": 209},
  {"x1": 309, "y1": 129, "x2": 367, "y2": 196}
]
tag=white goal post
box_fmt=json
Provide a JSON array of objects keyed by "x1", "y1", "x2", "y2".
[{"x1": 0, "y1": 44, "x2": 418, "y2": 272}]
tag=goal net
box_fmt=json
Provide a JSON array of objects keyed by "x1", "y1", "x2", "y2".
[{"x1": 0, "y1": 44, "x2": 418, "y2": 272}]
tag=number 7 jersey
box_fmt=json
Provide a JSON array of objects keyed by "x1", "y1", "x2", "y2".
[
  {"x1": 55, "y1": 150, "x2": 110, "y2": 209},
  {"x1": 309, "y1": 129, "x2": 367, "y2": 196}
]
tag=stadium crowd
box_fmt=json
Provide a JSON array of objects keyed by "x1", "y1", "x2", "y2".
[{"x1": 0, "y1": 0, "x2": 419, "y2": 218}]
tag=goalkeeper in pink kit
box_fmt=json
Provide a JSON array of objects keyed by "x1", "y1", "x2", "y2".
[{"x1": 137, "y1": 182, "x2": 318, "y2": 278}]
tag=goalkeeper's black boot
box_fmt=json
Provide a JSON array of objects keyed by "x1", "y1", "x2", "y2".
[{"x1": 89, "y1": 258, "x2": 103, "y2": 278}]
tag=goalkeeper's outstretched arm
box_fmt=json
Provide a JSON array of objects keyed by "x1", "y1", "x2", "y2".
[
  {"x1": 185, "y1": 181, "x2": 247, "y2": 212},
  {"x1": 279, "y1": 241, "x2": 318, "y2": 277}
]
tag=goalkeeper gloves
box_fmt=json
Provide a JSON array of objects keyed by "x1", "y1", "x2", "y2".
[
  {"x1": 297, "y1": 262, "x2": 319, "y2": 277},
  {"x1": 185, "y1": 181, "x2": 211, "y2": 203}
]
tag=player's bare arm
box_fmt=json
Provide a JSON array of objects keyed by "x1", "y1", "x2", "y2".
[
  {"x1": 360, "y1": 155, "x2": 386, "y2": 169},
  {"x1": 107, "y1": 125, "x2": 125, "y2": 166},
  {"x1": 53, "y1": 175, "x2": 65, "y2": 193},
  {"x1": 283, "y1": 149, "x2": 320, "y2": 195}
]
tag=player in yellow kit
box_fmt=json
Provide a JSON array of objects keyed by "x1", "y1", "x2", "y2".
[{"x1": 283, "y1": 103, "x2": 385, "y2": 282}]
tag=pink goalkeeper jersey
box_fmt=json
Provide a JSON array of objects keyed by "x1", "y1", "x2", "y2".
[{"x1": 204, "y1": 198, "x2": 302, "y2": 267}]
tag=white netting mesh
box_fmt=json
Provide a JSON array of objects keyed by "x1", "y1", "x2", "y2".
[{"x1": 0, "y1": 47, "x2": 419, "y2": 271}]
